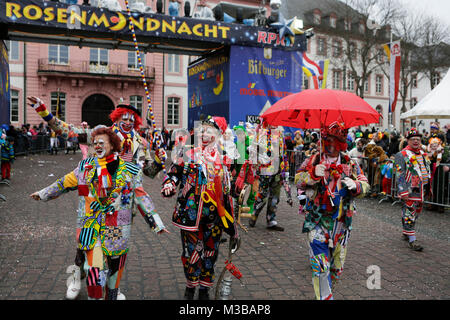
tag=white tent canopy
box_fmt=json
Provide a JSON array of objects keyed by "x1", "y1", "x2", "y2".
[{"x1": 401, "y1": 68, "x2": 450, "y2": 119}]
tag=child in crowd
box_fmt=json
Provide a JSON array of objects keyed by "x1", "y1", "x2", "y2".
[
  {"x1": 380, "y1": 156, "x2": 394, "y2": 196},
  {"x1": 0, "y1": 135, "x2": 15, "y2": 182}
]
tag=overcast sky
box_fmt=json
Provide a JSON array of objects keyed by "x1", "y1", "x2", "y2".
[{"x1": 397, "y1": 0, "x2": 450, "y2": 27}]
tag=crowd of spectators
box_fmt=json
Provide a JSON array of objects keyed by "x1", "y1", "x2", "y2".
[
  {"x1": 0, "y1": 122, "x2": 79, "y2": 156},
  {"x1": 1, "y1": 120, "x2": 449, "y2": 209},
  {"x1": 284, "y1": 123, "x2": 450, "y2": 211}
]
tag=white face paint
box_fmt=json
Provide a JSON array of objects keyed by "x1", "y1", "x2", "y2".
[
  {"x1": 199, "y1": 125, "x2": 218, "y2": 147},
  {"x1": 93, "y1": 135, "x2": 112, "y2": 158},
  {"x1": 118, "y1": 112, "x2": 135, "y2": 133}
]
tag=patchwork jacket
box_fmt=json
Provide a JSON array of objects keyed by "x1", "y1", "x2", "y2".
[
  {"x1": 296, "y1": 152, "x2": 370, "y2": 232},
  {"x1": 37, "y1": 157, "x2": 165, "y2": 256},
  {"x1": 163, "y1": 147, "x2": 237, "y2": 238},
  {"x1": 395, "y1": 148, "x2": 431, "y2": 202}
]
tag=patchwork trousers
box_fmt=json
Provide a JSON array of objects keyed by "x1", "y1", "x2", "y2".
[
  {"x1": 401, "y1": 200, "x2": 423, "y2": 239},
  {"x1": 253, "y1": 174, "x2": 282, "y2": 227},
  {"x1": 180, "y1": 223, "x2": 222, "y2": 288},
  {"x1": 82, "y1": 247, "x2": 127, "y2": 300},
  {"x1": 307, "y1": 222, "x2": 350, "y2": 300}
]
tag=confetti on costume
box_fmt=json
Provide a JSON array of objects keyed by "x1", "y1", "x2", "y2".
[
  {"x1": 161, "y1": 116, "x2": 239, "y2": 300},
  {"x1": 296, "y1": 122, "x2": 369, "y2": 300}
]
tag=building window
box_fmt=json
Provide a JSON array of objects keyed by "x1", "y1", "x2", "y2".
[
  {"x1": 376, "y1": 48, "x2": 385, "y2": 63},
  {"x1": 6, "y1": 41, "x2": 19, "y2": 61},
  {"x1": 432, "y1": 73, "x2": 440, "y2": 87},
  {"x1": 50, "y1": 91, "x2": 66, "y2": 121},
  {"x1": 375, "y1": 75, "x2": 383, "y2": 94},
  {"x1": 364, "y1": 77, "x2": 370, "y2": 93},
  {"x1": 332, "y1": 70, "x2": 341, "y2": 89},
  {"x1": 410, "y1": 97, "x2": 417, "y2": 107},
  {"x1": 344, "y1": 19, "x2": 351, "y2": 31},
  {"x1": 332, "y1": 39, "x2": 341, "y2": 57},
  {"x1": 317, "y1": 37, "x2": 327, "y2": 55},
  {"x1": 130, "y1": 95, "x2": 143, "y2": 115},
  {"x1": 359, "y1": 22, "x2": 365, "y2": 34},
  {"x1": 167, "y1": 54, "x2": 180, "y2": 73},
  {"x1": 347, "y1": 72, "x2": 355, "y2": 91},
  {"x1": 313, "y1": 10, "x2": 321, "y2": 24},
  {"x1": 302, "y1": 73, "x2": 309, "y2": 90},
  {"x1": 49, "y1": 45, "x2": 68, "y2": 64},
  {"x1": 10, "y1": 89, "x2": 19, "y2": 122},
  {"x1": 412, "y1": 74, "x2": 418, "y2": 88},
  {"x1": 376, "y1": 105, "x2": 383, "y2": 125},
  {"x1": 128, "y1": 51, "x2": 144, "y2": 70},
  {"x1": 330, "y1": 14, "x2": 337, "y2": 28},
  {"x1": 90, "y1": 48, "x2": 108, "y2": 66},
  {"x1": 167, "y1": 97, "x2": 180, "y2": 125}
]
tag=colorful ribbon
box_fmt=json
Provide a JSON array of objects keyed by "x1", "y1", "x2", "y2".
[{"x1": 123, "y1": 0, "x2": 166, "y2": 175}]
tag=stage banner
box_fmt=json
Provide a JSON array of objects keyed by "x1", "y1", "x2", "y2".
[
  {"x1": 228, "y1": 45, "x2": 303, "y2": 129},
  {"x1": 187, "y1": 52, "x2": 230, "y2": 129},
  {"x1": 0, "y1": 40, "x2": 10, "y2": 125},
  {"x1": 1, "y1": 0, "x2": 306, "y2": 51}
]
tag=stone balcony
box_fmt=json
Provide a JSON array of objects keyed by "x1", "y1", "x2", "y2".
[{"x1": 37, "y1": 58, "x2": 155, "y2": 82}]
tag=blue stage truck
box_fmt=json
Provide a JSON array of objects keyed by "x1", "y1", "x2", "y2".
[{"x1": 188, "y1": 45, "x2": 303, "y2": 132}]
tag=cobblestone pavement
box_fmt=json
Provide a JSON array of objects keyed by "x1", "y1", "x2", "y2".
[{"x1": 0, "y1": 153, "x2": 449, "y2": 300}]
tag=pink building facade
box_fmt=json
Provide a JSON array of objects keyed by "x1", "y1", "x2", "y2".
[
  {"x1": 6, "y1": 0, "x2": 265, "y2": 130},
  {"x1": 10, "y1": 39, "x2": 164, "y2": 128}
]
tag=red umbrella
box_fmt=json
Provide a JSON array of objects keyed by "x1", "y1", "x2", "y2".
[{"x1": 261, "y1": 89, "x2": 381, "y2": 129}]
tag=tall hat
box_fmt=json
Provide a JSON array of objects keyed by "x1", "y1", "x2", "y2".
[
  {"x1": 406, "y1": 127, "x2": 422, "y2": 139},
  {"x1": 321, "y1": 121, "x2": 348, "y2": 142},
  {"x1": 116, "y1": 104, "x2": 141, "y2": 117}
]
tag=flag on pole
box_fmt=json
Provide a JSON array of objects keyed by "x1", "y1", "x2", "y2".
[
  {"x1": 319, "y1": 59, "x2": 330, "y2": 89},
  {"x1": 384, "y1": 41, "x2": 401, "y2": 113},
  {"x1": 299, "y1": 52, "x2": 323, "y2": 89}
]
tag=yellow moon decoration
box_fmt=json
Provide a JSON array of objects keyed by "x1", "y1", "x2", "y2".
[
  {"x1": 213, "y1": 71, "x2": 224, "y2": 95},
  {"x1": 109, "y1": 11, "x2": 127, "y2": 31}
]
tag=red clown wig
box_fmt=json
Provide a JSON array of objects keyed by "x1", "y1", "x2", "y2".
[
  {"x1": 91, "y1": 127, "x2": 122, "y2": 153},
  {"x1": 109, "y1": 104, "x2": 143, "y2": 130}
]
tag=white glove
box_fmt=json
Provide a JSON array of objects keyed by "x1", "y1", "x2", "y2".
[
  {"x1": 161, "y1": 182, "x2": 175, "y2": 196},
  {"x1": 26, "y1": 96, "x2": 42, "y2": 109},
  {"x1": 314, "y1": 164, "x2": 326, "y2": 177},
  {"x1": 342, "y1": 177, "x2": 357, "y2": 191}
]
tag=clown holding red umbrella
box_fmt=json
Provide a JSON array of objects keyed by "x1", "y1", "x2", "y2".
[{"x1": 261, "y1": 89, "x2": 375, "y2": 300}]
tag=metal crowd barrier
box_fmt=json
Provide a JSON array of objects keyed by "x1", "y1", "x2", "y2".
[
  {"x1": 10, "y1": 134, "x2": 71, "y2": 156},
  {"x1": 358, "y1": 157, "x2": 449, "y2": 208},
  {"x1": 285, "y1": 149, "x2": 305, "y2": 181}
]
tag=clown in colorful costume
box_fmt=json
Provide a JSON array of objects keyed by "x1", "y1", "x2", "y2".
[
  {"x1": 248, "y1": 122, "x2": 292, "y2": 231},
  {"x1": 295, "y1": 122, "x2": 369, "y2": 300},
  {"x1": 231, "y1": 125, "x2": 256, "y2": 217},
  {"x1": 161, "y1": 116, "x2": 239, "y2": 300},
  {"x1": 30, "y1": 127, "x2": 168, "y2": 300},
  {"x1": 27, "y1": 96, "x2": 165, "y2": 299},
  {"x1": 394, "y1": 128, "x2": 431, "y2": 251}
]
